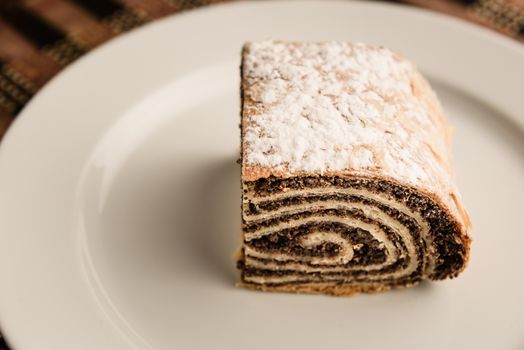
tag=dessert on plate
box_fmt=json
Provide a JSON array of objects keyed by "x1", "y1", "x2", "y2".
[{"x1": 237, "y1": 40, "x2": 471, "y2": 296}]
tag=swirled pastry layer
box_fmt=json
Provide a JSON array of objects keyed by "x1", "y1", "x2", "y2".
[{"x1": 238, "y1": 41, "x2": 471, "y2": 296}]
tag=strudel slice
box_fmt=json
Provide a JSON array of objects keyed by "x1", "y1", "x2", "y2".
[{"x1": 238, "y1": 41, "x2": 471, "y2": 295}]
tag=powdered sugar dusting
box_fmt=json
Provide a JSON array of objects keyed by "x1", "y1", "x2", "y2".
[{"x1": 242, "y1": 40, "x2": 452, "y2": 189}]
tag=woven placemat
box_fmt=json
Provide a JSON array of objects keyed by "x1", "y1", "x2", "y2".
[{"x1": 0, "y1": 0, "x2": 523, "y2": 348}]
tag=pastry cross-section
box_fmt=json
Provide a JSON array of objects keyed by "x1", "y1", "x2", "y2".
[{"x1": 238, "y1": 41, "x2": 471, "y2": 296}]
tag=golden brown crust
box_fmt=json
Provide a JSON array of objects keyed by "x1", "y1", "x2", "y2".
[{"x1": 237, "y1": 281, "x2": 418, "y2": 296}]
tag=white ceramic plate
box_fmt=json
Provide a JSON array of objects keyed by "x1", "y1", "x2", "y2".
[{"x1": 1, "y1": 1, "x2": 523, "y2": 349}]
